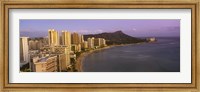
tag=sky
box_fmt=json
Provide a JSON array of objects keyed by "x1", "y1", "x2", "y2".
[{"x1": 20, "y1": 19, "x2": 180, "y2": 38}]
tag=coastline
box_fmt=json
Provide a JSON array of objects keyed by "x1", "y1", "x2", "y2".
[
  {"x1": 75, "y1": 46, "x2": 113, "y2": 72},
  {"x1": 75, "y1": 42, "x2": 146, "y2": 72}
]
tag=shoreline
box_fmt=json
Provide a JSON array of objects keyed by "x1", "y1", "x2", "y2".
[
  {"x1": 75, "y1": 42, "x2": 146, "y2": 72},
  {"x1": 75, "y1": 46, "x2": 113, "y2": 72}
]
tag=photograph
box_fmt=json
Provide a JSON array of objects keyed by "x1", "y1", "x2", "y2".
[
  {"x1": 20, "y1": 19, "x2": 180, "y2": 72},
  {"x1": 2, "y1": 0, "x2": 198, "y2": 91}
]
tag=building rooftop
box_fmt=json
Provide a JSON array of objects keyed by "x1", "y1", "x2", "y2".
[
  {"x1": 39, "y1": 57, "x2": 48, "y2": 62},
  {"x1": 38, "y1": 55, "x2": 56, "y2": 62}
]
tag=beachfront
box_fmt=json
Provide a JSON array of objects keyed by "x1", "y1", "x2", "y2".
[
  {"x1": 75, "y1": 46, "x2": 112, "y2": 71},
  {"x1": 75, "y1": 43, "x2": 147, "y2": 72}
]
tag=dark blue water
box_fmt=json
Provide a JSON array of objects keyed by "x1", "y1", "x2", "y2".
[{"x1": 82, "y1": 37, "x2": 180, "y2": 72}]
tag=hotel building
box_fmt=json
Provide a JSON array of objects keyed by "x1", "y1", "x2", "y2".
[
  {"x1": 100, "y1": 38, "x2": 106, "y2": 47},
  {"x1": 41, "y1": 45, "x2": 71, "y2": 70},
  {"x1": 94, "y1": 38, "x2": 101, "y2": 47},
  {"x1": 32, "y1": 55, "x2": 58, "y2": 72},
  {"x1": 71, "y1": 44, "x2": 81, "y2": 52},
  {"x1": 87, "y1": 37, "x2": 95, "y2": 49},
  {"x1": 81, "y1": 41, "x2": 88, "y2": 49},
  {"x1": 79, "y1": 35, "x2": 84, "y2": 43},
  {"x1": 61, "y1": 31, "x2": 71, "y2": 50},
  {"x1": 29, "y1": 39, "x2": 47, "y2": 50},
  {"x1": 71, "y1": 32, "x2": 80, "y2": 45},
  {"x1": 57, "y1": 53, "x2": 68, "y2": 71},
  {"x1": 48, "y1": 29, "x2": 59, "y2": 46},
  {"x1": 71, "y1": 32, "x2": 84, "y2": 52},
  {"x1": 20, "y1": 37, "x2": 29, "y2": 64}
]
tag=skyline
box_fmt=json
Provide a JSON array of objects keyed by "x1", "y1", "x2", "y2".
[{"x1": 20, "y1": 19, "x2": 180, "y2": 38}]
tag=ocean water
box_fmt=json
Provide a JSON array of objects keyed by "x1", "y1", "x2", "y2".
[{"x1": 82, "y1": 37, "x2": 180, "y2": 72}]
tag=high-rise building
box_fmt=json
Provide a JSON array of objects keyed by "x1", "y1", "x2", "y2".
[
  {"x1": 77, "y1": 44, "x2": 81, "y2": 52},
  {"x1": 57, "y1": 54, "x2": 67, "y2": 71},
  {"x1": 87, "y1": 37, "x2": 94, "y2": 49},
  {"x1": 41, "y1": 45, "x2": 71, "y2": 70},
  {"x1": 79, "y1": 35, "x2": 84, "y2": 43},
  {"x1": 94, "y1": 38, "x2": 101, "y2": 47},
  {"x1": 71, "y1": 44, "x2": 81, "y2": 52},
  {"x1": 48, "y1": 29, "x2": 59, "y2": 46},
  {"x1": 71, "y1": 32, "x2": 83, "y2": 52},
  {"x1": 99, "y1": 38, "x2": 106, "y2": 47},
  {"x1": 36, "y1": 40, "x2": 43, "y2": 50},
  {"x1": 102, "y1": 39, "x2": 106, "y2": 46},
  {"x1": 32, "y1": 55, "x2": 58, "y2": 72},
  {"x1": 20, "y1": 37, "x2": 29, "y2": 64},
  {"x1": 28, "y1": 40, "x2": 36, "y2": 50},
  {"x1": 61, "y1": 31, "x2": 71, "y2": 50},
  {"x1": 29, "y1": 40, "x2": 44, "y2": 50},
  {"x1": 71, "y1": 32, "x2": 79, "y2": 44},
  {"x1": 81, "y1": 41, "x2": 88, "y2": 49}
]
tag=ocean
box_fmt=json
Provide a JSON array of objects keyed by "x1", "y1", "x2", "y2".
[{"x1": 82, "y1": 37, "x2": 180, "y2": 72}]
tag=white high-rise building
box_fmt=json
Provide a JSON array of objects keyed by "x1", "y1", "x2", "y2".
[
  {"x1": 87, "y1": 37, "x2": 94, "y2": 49},
  {"x1": 20, "y1": 37, "x2": 29, "y2": 64},
  {"x1": 100, "y1": 38, "x2": 106, "y2": 47}
]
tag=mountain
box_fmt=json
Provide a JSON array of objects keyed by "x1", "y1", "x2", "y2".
[{"x1": 84, "y1": 30, "x2": 146, "y2": 45}]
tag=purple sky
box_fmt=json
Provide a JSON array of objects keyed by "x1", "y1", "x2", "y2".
[{"x1": 20, "y1": 19, "x2": 180, "y2": 38}]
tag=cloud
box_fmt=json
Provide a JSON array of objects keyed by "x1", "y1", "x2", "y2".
[
  {"x1": 70, "y1": 30, "x2": 90, "y2": 34},
  {"x1": 70, "y1": 29, "x2": 105, "y2": 35},
  {"x1": 94, "y1": 29, "x2": 104, "y2": 34},
  {"x1": 132, "y1": 28, "x2": 137, "y2": 31}
]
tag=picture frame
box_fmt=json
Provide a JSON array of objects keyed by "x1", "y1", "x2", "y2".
[{"x1": 0, "y1": 0, "x2": 199, "y2": 92}]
